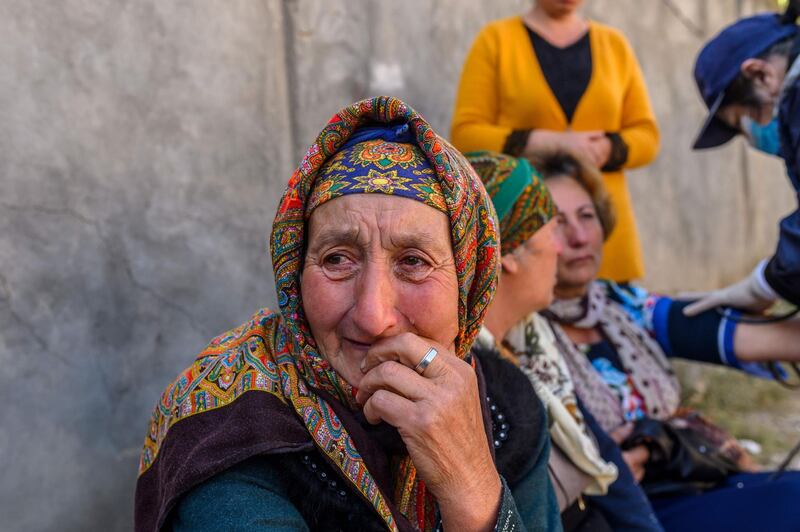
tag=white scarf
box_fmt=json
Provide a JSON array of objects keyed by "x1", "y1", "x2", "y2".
[{"x1": 479, "y1": 322, "x2": 617, "y2": 496}]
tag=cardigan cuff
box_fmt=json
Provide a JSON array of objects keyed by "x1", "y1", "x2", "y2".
[
  {"x1": 502, "y1": 129, "x2": 532, "y2": 157},
  {"x1": 601, "y1": 132, "x2": 629, "y2": 172}
]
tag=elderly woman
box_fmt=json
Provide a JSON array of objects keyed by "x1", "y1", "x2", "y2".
[
  {"x1": 525, "y1": 150, "x2": 800, "y2": 531},
  {"x1": 134, "y1": 97, "x2": 560, "y2": 532},
  {"x1": 469, "y1": 152, "x2": 665, "y2": 532}
]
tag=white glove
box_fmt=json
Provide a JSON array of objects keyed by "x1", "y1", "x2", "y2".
[{"x1": 682, "y1": 260, "x2": 778, "y2": 317}]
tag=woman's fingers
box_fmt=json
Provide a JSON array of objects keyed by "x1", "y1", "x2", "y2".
[
  {"x1": 360, "y1": 333, "x2": 452, "y2": 377},
  {"x1": 682, "y1": 294, "x2": 720, "y2": 316},
  {"x1": 355, "y1": 360, "x2": 433, "y2": 405},
  {"x1": 581, "y1": 130, "x2": 605, "y2": 138},
  {"x1": 361, "y1": 388, "x2": 415, "y2": 425},
  {"x1": 675, "y1": 290, "x2": 712, "y2": 300},
  {"x1": 355, "y1": 332, "x2": 468, "y2": 413},
  {"x1": 570, "y1": 135, "x2": 602, "y2": 166},
  {"x1": 588, "y1": 147, "x2": 604, "y2": 167},
  {"x1": 559, "y1": 133, "x2": 594, "y2": 160},
  {"x1": 591, "y1": 136, "x2": 612, "y2": 166},
  {"x1": 587, "y1": 137, "x2": 611, "y2": 167}
]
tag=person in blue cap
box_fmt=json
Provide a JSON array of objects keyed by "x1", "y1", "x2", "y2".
[{"x1": 686, "y1": 4, "x2": 800, "y2": 317}]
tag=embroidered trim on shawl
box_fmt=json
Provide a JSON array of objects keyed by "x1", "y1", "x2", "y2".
[
  {"x1": 138, "y1": 308, "x2": 397, "y2": 530},
  {"x1": 139, "y1": 309, "x2": 283, "y2": 473}
]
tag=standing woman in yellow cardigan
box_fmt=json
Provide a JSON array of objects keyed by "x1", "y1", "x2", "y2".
[{"x1": 451, "y1": 0, "x2": 659, "y2": 281}]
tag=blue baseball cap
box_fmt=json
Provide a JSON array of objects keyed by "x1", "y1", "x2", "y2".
[{"x1": 693, "y1": 13, "x2": 799, "y2": 150}]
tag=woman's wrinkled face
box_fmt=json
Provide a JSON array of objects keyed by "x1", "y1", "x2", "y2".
[
  {"x1": 536, "y1": 0, "x2": 583, "y2": 18},
  {"x1": 302, "y1": 194, "x2": 459, "y2": 388},
  {"x1": 504, "y1": 218, "x2": 562, "y2": 312},
  {"x1": 547, "y1": 176, "x2": 604, "y2": 296}
]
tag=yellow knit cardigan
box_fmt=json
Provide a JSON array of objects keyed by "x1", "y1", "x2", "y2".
[{"x1": 451, "y1": 16, "x2": 659, "y2": 281}]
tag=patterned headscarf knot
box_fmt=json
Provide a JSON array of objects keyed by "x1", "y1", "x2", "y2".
[{"x1": 466, "y1": 151, "x2": 556, "y2": 255}]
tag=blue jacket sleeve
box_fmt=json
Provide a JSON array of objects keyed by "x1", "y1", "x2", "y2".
[
  {"x1": 650, "y1": 296, "x2": 776, "y2": 379},
  {"x1": 765, "y1": 73, "x2": 800, "y2": 304},
  {"x1": 580, "y1": 404, "x2": 664, "y2": 532},
  {"x1": 603, "y1": 281, "x2": 773, "y2": 378},
  {"x1": 169, "y1": 456, "x2": 308, "y2": 532},
  {"x1": 765, "y1": 208, "x2": 800, "y2": 305},
  {"x1": 603, "y1": 281, "x2": 733, "y2": 365}
]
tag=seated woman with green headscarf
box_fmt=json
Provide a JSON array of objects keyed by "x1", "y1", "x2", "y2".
[
  {"x1": 134, "y1": 97, "x2": 561, "y2": 532},
  {"x1": 467, "y1": 152, "x2": 622, "y2": 532}
]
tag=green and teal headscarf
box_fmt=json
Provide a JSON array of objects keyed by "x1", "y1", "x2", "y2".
[{"x1": 467, "y1": 151, "x2": 556, "y2": 255}]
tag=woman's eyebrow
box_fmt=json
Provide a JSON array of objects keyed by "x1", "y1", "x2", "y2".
[
  {"x1": 389, "y1": 231, "x2": 447, "y2": 251},
  {"x1": 308, "y1": 227, "x2": 361, "y2": 251}
]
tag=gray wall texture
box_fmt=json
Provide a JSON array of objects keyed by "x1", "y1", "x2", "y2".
[{"x1": 0, "y1": 1, "x2": 790, "y2": 530}]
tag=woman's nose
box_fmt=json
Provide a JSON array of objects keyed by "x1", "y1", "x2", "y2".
[
  {"x1": 566, "y1": 219, "x2": 589, "y2": 247},
  {"x1": 350, "y1": 260, "x2": 398, "y2": 338}
]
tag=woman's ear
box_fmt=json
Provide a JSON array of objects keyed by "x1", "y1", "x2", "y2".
[{"x1": 500, "y1": 253, "x2": 519, "y2": 275}]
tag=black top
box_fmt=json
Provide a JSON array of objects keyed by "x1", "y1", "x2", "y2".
[
  {"x1": 585, "y1": 338, "x2": 626, "y2": 372},
  {"x1": 501, "y1": 27, "x2": 630, "y2": 171},
  {"x1": 526, "y1": 27, "x2": 592, "y2": 123}
]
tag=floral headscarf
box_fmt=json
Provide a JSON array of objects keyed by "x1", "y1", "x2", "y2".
[
  {"x1": 466, "y1": 151, "x2": 555, "y2": 255},
  {"x1": 306, "y1": 123, "x2": 447, "y2": 215},
  {"x1": 470, "y1": 152, "x2": 616, "y2": 496},
  {"x1": 273, "y1": 98, "x2": 499, "y2": 405},
  {"x1": 138, "y1": 96, "x2": 499, "y2": 532}
]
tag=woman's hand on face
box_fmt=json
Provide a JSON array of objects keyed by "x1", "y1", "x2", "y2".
[
  {"x1": 356, "y1": 333, "x2": 501, "y2": 532},
  {"x1": 622, "y1": 445, "x2": 649, "y2": 484}
]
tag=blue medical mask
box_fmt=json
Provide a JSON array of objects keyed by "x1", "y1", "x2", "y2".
[{"x1": 741, "y1": 116, "x2": 781, "y2": 156}]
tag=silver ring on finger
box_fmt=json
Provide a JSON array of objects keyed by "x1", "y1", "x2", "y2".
[{"x1": 414, "y1": 347, "x2": 438, "y2": 375}]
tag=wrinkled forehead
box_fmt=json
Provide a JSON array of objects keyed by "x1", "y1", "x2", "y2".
[{"x1": 305, "y1": 193, "x2": 453, "y2": 254}]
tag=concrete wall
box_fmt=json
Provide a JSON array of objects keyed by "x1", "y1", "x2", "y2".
[{"x1": 0, "y1": 1, "x2": 789, "y2": 530}]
